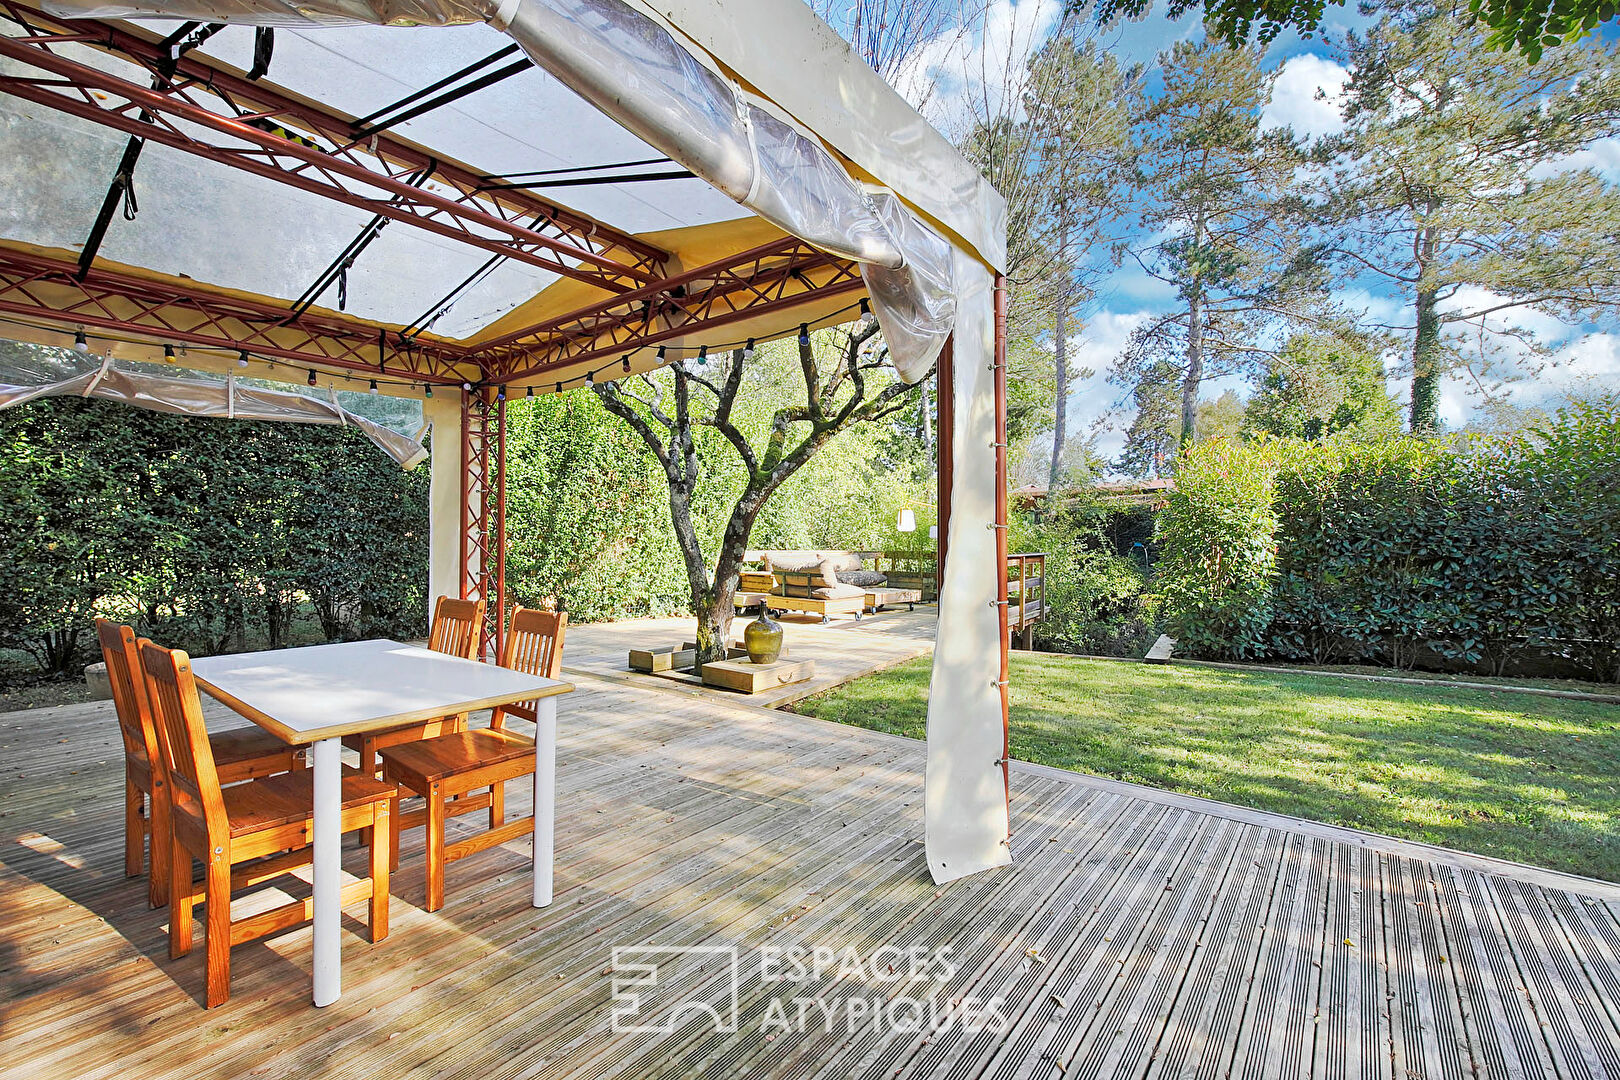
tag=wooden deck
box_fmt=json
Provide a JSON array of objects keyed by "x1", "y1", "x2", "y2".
[
  {"x1": 560, "y1": 610, "x2": 936, "y2": 709},
  {"x1": 3, "y1": 671, "x2": 1619, "y2": 1080}
]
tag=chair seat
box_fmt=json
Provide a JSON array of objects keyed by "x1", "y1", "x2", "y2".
[
  {"x1": 210, "y1": 725, "x2": 306, "y2": 765},
  {"x1": 378, "y1": 728, "x2": 535, "y2": 785},
  {"x1": 222, "y1": 767, "x2": 397, "y2": 838}
]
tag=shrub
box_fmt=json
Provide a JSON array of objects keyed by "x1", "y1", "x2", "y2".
[
  {"x1": 1155, "y1": 439, "x2": 1280, "y2": 659},
  {"x1": 1012, "y1": 498, "x2": 1158, "y2": 657},
  {"x1": 1156, "y1": 399, "x2": 1620, "y2": 680}
]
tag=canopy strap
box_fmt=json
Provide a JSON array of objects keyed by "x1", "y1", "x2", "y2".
[{"x1": 247, "y1": 28, "x2": 275, "y2": 82}]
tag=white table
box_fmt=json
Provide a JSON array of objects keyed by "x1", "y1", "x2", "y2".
[{"x1": 189, "y1": 639, "x2": 572, "y2": 1007}]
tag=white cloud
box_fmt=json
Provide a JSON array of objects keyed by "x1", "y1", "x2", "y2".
[
  {"x1": 1062, "y1": 308, "x2": 1154, "y2": 463},
  {"x1": 1531, "y1": 136, "x2": 1620, "y2": 182},
  {"x1": 893, "y1": 0, "x2": 1064, "y2": 137},
  {"x1": 1261, "y1": 53, "x2": 1349, "y2": 140}
]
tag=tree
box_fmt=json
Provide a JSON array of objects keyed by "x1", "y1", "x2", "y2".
[
  {"x1": 1091, "y1": 0, "x2": 1619, "y2": 63},
  {"x1": 1113, "y1": 37, "x2": 1327, "y2": 448},
  {"x1": 1246, "y1": 329, "x2": 1402, "y2": 439},
  {"x1": 1116, "y1": 360, "x2": 1182, "y2": 477},
  {"x1": 1322, "y1": 1, "x2": 1620, "y2": 434},
  {"x1": 591, "y1": 325, "x2": 923, "y2": 665}
]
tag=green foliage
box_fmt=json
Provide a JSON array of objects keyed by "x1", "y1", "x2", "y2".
[
  {"x1": 1155, "y1": 438, "x2": 1282, "y2": 658},
  {"x1": 501, "y1": 391, "x2": 689, "y2": 621},
  {"x1": 1011, "y1": 498, "x2": 1158, "y2": 656},
  {"x1": 1092, "y1": 0, "x2": 1617, "y2": 63},
  {"x1": 1245, "y1": 330, "x2": 1402, "y2": 441},
  {"x1": 1157, "y1": 399, "x2": 1620, "y2": 680},
  {"x1": 0, "y1": 398, "x2": 428, "y2": 677},
  {"x1": 1324, "y1": 3, "x2": 1620, "y2": 433}
]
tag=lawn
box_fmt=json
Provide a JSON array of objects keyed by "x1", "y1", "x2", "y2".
[{"x1": 793, "y1": 653, "x2": 1620, "y2": 882}]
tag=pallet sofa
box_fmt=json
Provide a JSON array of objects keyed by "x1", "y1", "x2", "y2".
[{"x1": 733, "y1": 549, "x2": 921, "y2": 622}]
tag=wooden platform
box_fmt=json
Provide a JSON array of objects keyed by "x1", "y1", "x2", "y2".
[
  {"x1": 561, "y1": 611, "x2": 936, "y2": 709},
  {"x1": 3, "y1": 674, "x2": 1618, "y2": 1080}
]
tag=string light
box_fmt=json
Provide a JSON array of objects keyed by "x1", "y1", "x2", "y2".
[
  {"x1": 307, "y1": 369, "x2": 317, "y2": 386},
  {"x1": 237, "y1": 349, "x2": 250, "y2": 368},
  {"x1": 554, "y1": 382, "x2": 561, "y2": 394},
  {"x1": 368, "y1": 379, "x2": 378, "y2": 394},
  {"x1": 163, "y1": 344, "x2": 176, "y2": 363},
  {"x1": 496, "y1": 385, "x2": 506, "y2": 401},
  {"x1": 656, "y1": 345, "x2": 667, "y2": 363},
  {"x1": 424, "y1": 383, "x2": 433, "y2": 398},
  {"x1": 744, "y1": 337, "x2": 755, "y2": 360},
  {"x1": 621, "y1": 354, "x2": 631, "y2": 373},
  {"x1": 859, "y1": 297, "x2": 875, "y2": 329},
  {"x1": 526, "y1": 385, "x2": 534, "y2": 398},
  {"x1": 798, "y1": 323, "x2": 810, "y2": 346},
  {"x1": 696, "y1": 345, "x2": 708, "y2": 367},
  {"x1": 73, "y1": 329, "x2": 88, "y2": 352}
]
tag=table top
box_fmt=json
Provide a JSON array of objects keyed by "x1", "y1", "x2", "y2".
[{"x1": 188, "y1": 639, "x2": 572, "y2": 743}]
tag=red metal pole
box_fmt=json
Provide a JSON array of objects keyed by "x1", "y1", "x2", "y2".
[
  {"x1": 994, "y1": 275, "x2": 1011, "y2": 825},
  {"x1": 458, "y1": 390, "x2": 474, "y2": 602},
  {"x1": 492, "y1": 392, "x2": 508, "y2": 662},
  {"x1": 935, "y1": 336, "x2": 954, "y2": 595}
]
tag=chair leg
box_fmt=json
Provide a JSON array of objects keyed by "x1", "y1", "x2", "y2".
[
  {"x1": 388, "y1": 789, "x2": 402, "y2": 873},
  {"x1": 169, "y1": 840, "x2": 194, "y2": 960},
  {"x1": 149, "y1": 783, "x2": 172, "y2": 910},
  {"x1": 425, "y1": 781, "x2": 445, "y2": 913},
  {"x1": 204, "y1": 853, "x2": 232, "y2": 1008},
  {"x1": 124, "y1": 777, "x2": 145, "y2": 878},
  {"x1": 489, "y1": 779, "x2": 505, "y2": 830},
  {"x1": 369, "y1": 800, "x2": 390, "y2": 943},
  {"x1": 357, "y1": 739, "x2": 376, "y2": 846}
]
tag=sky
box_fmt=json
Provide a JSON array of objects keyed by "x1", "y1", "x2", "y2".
[{"x1": 858, "y1": 0, "x2": 1620, "y2": 470}]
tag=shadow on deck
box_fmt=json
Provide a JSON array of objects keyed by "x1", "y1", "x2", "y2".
[{"x1": 2, "y1": 673, "x2": 1618, "y2": 1079}]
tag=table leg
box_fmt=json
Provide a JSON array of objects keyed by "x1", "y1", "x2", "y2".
[
  {"x1": 311, "y1": 736, "x2": 342, "y2": 1007},
  {"x1": 533, "y1": 696, "x2": 557, "y2": 908}
]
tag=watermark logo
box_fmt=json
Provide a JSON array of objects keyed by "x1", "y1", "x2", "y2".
[
  {"x1": 607, "y1": 943, "x2": 1007, "y2": 1038},
  {"x1": 610, "y1": 945, "x2": 741, "y2": 1034}
]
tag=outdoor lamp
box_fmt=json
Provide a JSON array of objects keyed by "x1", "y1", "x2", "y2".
[
  {"x1": 73, "y1": 329, "x2": 89, "y2": 352},
  {"x1": 897, "y1": 508, "x2": 916, "y2": 532}
]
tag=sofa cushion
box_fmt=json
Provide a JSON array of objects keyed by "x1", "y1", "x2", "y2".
[
  {"x1": 765, "y1": 553, "x2": 822, "y2": 573},
  {"x1": 837, "y1": 569, "x2": 887, "y2": 588},
  {"x1": 812, "y1": 583, "x2": 865, "y2": 599}
]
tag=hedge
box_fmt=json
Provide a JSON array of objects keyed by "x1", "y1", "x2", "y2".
[
  {"x1": 0, "y1": 397, "x2": 430, "y2": 677},
  {"x1": 1156, "y1": 398, "x2": 1620, "y2": 682}
]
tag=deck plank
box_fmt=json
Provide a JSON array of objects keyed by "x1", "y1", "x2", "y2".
[{"x1": 2, "y1": 673, "x2": 1617, "y2": 1080}]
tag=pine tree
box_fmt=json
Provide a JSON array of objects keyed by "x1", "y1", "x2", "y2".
[
  {"x1": 1246, "y1": 330, "x2": 1402, "y2": 440},
  {"x1": 1324, "y1": 0, "x2": 1620, "y2": 435},
  {"x1": 1113, "y1": 37, "x2": 1329, "y2": 450}
]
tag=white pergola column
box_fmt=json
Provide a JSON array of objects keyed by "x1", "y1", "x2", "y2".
[{"x1": 425, "y1": 393, "x2": 463, "y2": 617}]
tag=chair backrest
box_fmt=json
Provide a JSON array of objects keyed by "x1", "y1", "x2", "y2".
[
  {"x1": 138, "y1": 641, "x2": 227, "y2": 835},
  {"x1": 428, "y1": 596, "x2": 485, "y2": 661},
  {"x1": 493, "y1": 607, "x2": 567, "y2": 728},
  {"x1": 95, "y1": 619, "x2": 159, "y2": 764}
]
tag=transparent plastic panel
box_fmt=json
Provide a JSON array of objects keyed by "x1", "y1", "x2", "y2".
[
  {"x1": 43, "y1": 0, "x2": 497, "y2": 27},
  {"x1": 862, "y1": 192, "x2": 956, "y2": 384},
  {"x1": 0, "y1": 345, "x2": 426, "y2": 465}
]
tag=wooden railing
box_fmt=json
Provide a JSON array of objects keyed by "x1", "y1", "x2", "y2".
[{"x1": 1007, "y1": 552, "x2": 1046, "y2": 646}]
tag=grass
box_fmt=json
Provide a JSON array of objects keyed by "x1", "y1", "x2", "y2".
[{"x1": 792, "y1": 653, "x2": 1620, "y2": 882}]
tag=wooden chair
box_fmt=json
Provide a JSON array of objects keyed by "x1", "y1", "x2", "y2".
[
  {"x1": 95, "y1": 619, "x2": 305, "y2": 908},
  {"x1": 342, "y1": 595, "x2": 484, "y2": 777},
  {"x1": 379, "y1": 607, "x2": 566, "y2": 912},
  {"x1": 138, "y1": 641, "x2": 395, "y2": 1009}
]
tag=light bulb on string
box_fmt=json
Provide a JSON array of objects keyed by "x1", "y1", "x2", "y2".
[
  {"x1": 424, "y1": 383, "x2": 433, "y2": 398},
  {"x1": 307, "y1": 369, "x2": 317, "y2": 386},
  {"x1": 621, "y1": 354, "x2": 631, "y2": 373},
  {"x1": 743, "y1": 337, "x2": 755, "y2": 361},
  {"x1": 368, "y1": 379, "x2": 379, "y2": 394},
  {"x1": 797, "y1": 323, "x2": 810, "y2": 347},
  {"x1": 237, "y1": 350, "x2": 250, "y2": 368},
  {"x1": 858, "y1": 297, "x2": 875, "y2": 330},
  {"x1": 656, "y1": 345, "x2": 667, "y2": 364},
  {"x1": 526, "y1": 385, "x2": 534, "y2": 398},
  {"x1": 163, "y1": 345, "x2": 176, "y2": 363},
  {"x1": 73, "y1": 329, "x2": 89, "y2": 353}
]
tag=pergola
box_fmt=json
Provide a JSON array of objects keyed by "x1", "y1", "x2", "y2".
[{"x1": 0, "y1": 0, "x2": 1012, "y2": 887}]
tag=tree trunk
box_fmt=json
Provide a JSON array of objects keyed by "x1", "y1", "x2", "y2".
[
  {"x1": 1049, "y1": 303, "x2": 1068, "y2": 490},
  {"x1": 1409, "y1": 284, "x2": 1442, "y2": 436},
  {"x1": 1180, "y1": 290, "x2": 1203, "y2": 446}
]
